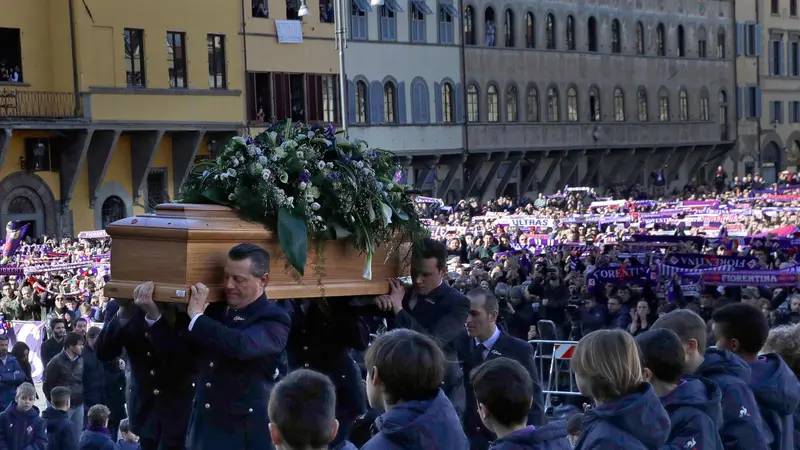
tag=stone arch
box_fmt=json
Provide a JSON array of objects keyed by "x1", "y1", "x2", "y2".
[
  {"x1": 760, "y1": 131, "x2": 783, "y2": 158},
  {"x1": 0, "y1": 172, "x2": 59, "y2": 237},
  {"x1": 94, "y1": 181, "x2": 134, "y2": 230}
]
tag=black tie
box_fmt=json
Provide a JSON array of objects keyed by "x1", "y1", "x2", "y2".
[{"x1": 475, "y1": 343, "x2": 487, "y2": 361}]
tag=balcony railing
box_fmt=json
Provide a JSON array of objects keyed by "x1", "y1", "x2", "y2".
[{"x1": 0, "y1": 90, "x2": 80, "y2": 119}]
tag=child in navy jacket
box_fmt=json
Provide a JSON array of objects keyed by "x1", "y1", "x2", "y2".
[
  {"x1": 116, "y1": 420, "x2": 139, "y2": 450},
  {"x1": 0, "y1": 382, "x2": 48, "y2": 450},
  {"x1": 78, "y1": 405, "x2": 116, "y2": 450},
  {"x1": 637, "y1": 328, "x2": 724, "y2": 449},
  {"x1": 762, "y1": 323, "x2": 800, "y2": 449}
]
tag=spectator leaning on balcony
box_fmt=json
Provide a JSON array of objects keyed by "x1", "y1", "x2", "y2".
[{"x1": 0, "y1": 335, "x2": 25, "y2": 410}]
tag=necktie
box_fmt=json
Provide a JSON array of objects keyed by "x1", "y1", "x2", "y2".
[
  {"x1": 408, "y1": 294, "x2": 420, "y2": 311},
  {"x1": 475, "y1": 343, "x2": 487, "y2": 361}
]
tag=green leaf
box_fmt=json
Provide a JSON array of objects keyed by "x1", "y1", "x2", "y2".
[
  {"x1": 277, "y1": 208, "x2": 308, "y2": 276},
  {"x1": 201, "y1": 188, "x2": 230, "y2": 206}
]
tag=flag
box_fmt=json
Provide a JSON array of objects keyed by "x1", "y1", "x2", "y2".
[{"x1": 0, "y1": 222, "x2": 29, "y2": 265}]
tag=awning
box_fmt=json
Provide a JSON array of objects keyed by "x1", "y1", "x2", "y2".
[
  {"x1": 441, "y1": 1, "x2": 459, "y2": 17},
  {"x1": 412, "y1": 0, "x2": 433, "y2": 15},
  {"x1": 384, "y1": 0, "x2": 404, "y2": 13},
  {"x1": 353, "y1": 0, "x2": 373, "y2": 13}
]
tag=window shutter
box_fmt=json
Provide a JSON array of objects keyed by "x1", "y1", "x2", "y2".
[
  {"x1": 421, "y1": 83, "x2": 430, "y2": 123},
  {"x1": 398, "y1": 81, "x2": 407, "y2": 123},
  {"x1": 770, "y1": 41, "x2": 776, "y2": 74},
  {"x1": 736, "y1": 86, "x2": 743, "y2": 119},
  {"x1": 755, "y1": 25, "x2": 762, "y2": 56},
  {"x1": 795, "y1": 43, "x2": 800, "y2": 76},
  {"x1": 780, "y1": 42, "x2": 785, "y2": 75},
  {"x1": 737, "y1": 23, "x2": 744, "y2": 55},
  {"x1": 780, "y1": 101, "x2": 784, "y2": 122},
  {"x1": 755, "y1": 87, "x2": 762, "y2": 118},
  {"x1": 347, "y1": 80, "x2": 357, "y2": 124},
  {"x1": 370, "y1": 81, "x2": 384, "y2": 124},
  {"x1": 455, "y1": 82, "x2": 464, "y2": 123},
  {"x1": 275, "y1": 73, "x2": 290, "y2": 120},
  {"x1": 434, "y1": 82, "x2": 443, "y2": 123}
]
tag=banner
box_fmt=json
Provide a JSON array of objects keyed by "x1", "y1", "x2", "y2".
[
  {"x1": 493, "y1": 215, "x2": 554, "y2": 229},
  {"x1": 701, "y1": 271, "x2": 800, "y2": 287},
  {"x1": 663, "y1": 253, "x2": 759, "y2": 270},
  {"x1": 587, "y1": 265, "x2": 655, "y2": 292}
]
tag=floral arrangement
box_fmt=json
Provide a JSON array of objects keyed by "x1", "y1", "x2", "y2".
[{"x1": 179, "y1": 121, "x2": 428, "y2": 281}]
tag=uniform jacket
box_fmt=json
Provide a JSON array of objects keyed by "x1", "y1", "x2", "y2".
[
  {"x1": 660, "y1": 376, "x2": 724, "y2": 450},
  {"x1": 695, "y1": 349, "x2": 769, "y2": 450},
  {"x1": 748, "y1": 353, "x2": 800, "y2": 450},
  {"x1": 285, "y1": 299, "x2": 368, "y2": 421},
  {"x1": 455, "y1": 329, "x2": 546, "y2": 450},
  {"x1": 0, "y1": 402, "x2": 47, "y2": 450},
  {"x1": 81, "y1": 345, "x2": 105, "y2": 409},
  {"x1": 43, "y1": 351, "x2": 84, "y2": 406},
  {"x1": 574, "y1": 383, "x2": 671, "y2": 450},
  {"x1": 95, "y1": 302, "x2": 194, "y2": 449},
  {"x1": 488, "y1": 421, "x2": 572, "y2": 450},
  {"x1": 78, "y1": 427, "x2": 116, "y2": 450},
  {"x1": 148, "y1": 294, "x2": 290, "y2": 450},
  {"x1": 0, "y1": 356, "x2": 24, "y2": 410},
  {"x1": 361, "y1": 389, "x2": 469, "y2": 450},
  {"x1": 42, "y1": 407, "x2": 79, "y2": 450}
]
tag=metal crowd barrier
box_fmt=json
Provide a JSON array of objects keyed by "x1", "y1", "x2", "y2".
[{"x1": 528, "y1": 339, "x2": 582, "y2": 411}]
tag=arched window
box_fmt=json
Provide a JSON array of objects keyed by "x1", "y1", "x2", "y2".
[
  {"x1": 442, "y1": 82, "x2": 454, "y2": 123},
  {"x1": 411, "y1": 79, "x2": 430, "y2": 123},
  {"x1": 566, "y1": 15, "x2": 575, "y2": 50},
  {"x1": 545, "y1": 13, "x2": 556, "y2": 49},
  {"x1": 527, "y1": 86, "x2": 539, "y2": 121},
  {"x1": 699, "y1": 92, "x2": 709, "y2": 121},
  {"x1": 636, "y1": 21, "x2": 644, "y2": 54},
  {"x1": 717, "y1": 28, "x2": 726, "y2": 58},
  {"x1": 679, "y1": 89, "x2": 688, "y2": 120},
  {"x1": 658, "y1": 88, "x2": 669, "y2": 121},
  {"x1": 547, "y1": 86, "x2": 559, "y2": 121},
  {"x1": 614, "y1": 88, "x2": 625, "y2": 121},
  {"x1": 567, "y1": 87, "x2": 578, "y2": 122},
  {"x1": 697, "y1": 26, "x2": 707, "y2": 58},
  {"x1": 637, "y1": 88, "x2": 648, "y2": 121},
  {"x1": 656, "y1": 23, "x2": 665, "y2": 55},
  {"x1": 504, "y1": 9, "x2": 514, "y2": 47},
  {"x1": 506, "y1": 85, "x2": 518, "y2": 121},
  {"x1": 719, "y1": 90, "x2": 728, "y2": 139},
  {"x1": 383, "y1": 82, "x2": 397, "y2": 123},
  {"x1": 677, "y1": 25, "x2": 685, "y2": 56},
  {"x1": 101, "y1": 196, "x2": 126, "y2": 228},
  {"x1": 611, "y1": 19, "x2": 621, "y2": 53},
  {"x1": 8, "y1": 196, "x2": 35, "y2": 214},
  {"x1": 487, "y1": 84, "x2": 499, "y2": 122},
  {"x1": 355, "y1": 80, "x2": 368, "y2": 123},
  {"x1": 464, "y1": 6, "x2": 475, "y2": 45},
  {"x1": 525, "y1": 12, "x2": 535, "y2": 48},
  {"x1": 485, "y1": 7, "x2": 496, "y2": 46},
  {"x1": 467, "y1": 84, "x2": 479, "y2": 122},
  {"x1": 588, "y1": 16, "x2": 598, "y2": 51},
  {"x1": 589, "y1": 87, "x2": 601, "y2": 122}
]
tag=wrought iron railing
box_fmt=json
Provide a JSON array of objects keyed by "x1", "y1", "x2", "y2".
[{"x1": 0, "y1": 89, "x2": 79, "y2": 119}]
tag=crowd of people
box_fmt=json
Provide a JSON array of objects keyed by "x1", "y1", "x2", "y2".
[{"x1": 0, "y1": 170, "x2": 797, "y2": 449}]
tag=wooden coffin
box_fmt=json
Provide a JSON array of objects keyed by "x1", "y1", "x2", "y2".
[{"x1": 103, "y1": 203, "x2": 407, "y2": 303}]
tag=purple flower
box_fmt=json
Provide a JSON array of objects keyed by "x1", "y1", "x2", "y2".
[
  {"x1": 394, "y1": 171, "x2": 403, "y2": 183},
  {"x1": 246, "y1": 137, "x2": 254, "y2": 145},
  {"x1": 324, "y1": 123, "x2": 336, "y2": 139},
  {"x1": 300, "y1": 170, "x2": 311, "y2": 183},
  {"x1": 328, "y1": 172, "x2": 341, "y2": 180},
  {"x1": 368, "y1": 151, "x2": 377, "y2": 159}
]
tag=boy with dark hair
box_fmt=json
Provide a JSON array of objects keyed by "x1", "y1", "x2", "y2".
[
  {"x1": 636, "y1": 328, "x2": 724, "y2": 449},
  {"x1": 362, "y1": 329, "x2": 468, "y2": 450},
  {"x1": 43, "y1": 386, "x2": 79, "y2": 450},
  {"x1": 470, "y1": 357, "x2": 570, "y2": 449},
  {"x1": 652, "y1": 308, "x2": 768, "y2": 449},
  {"x1": 0, "y1": 382, "x2": 47, "y2": 450},
  {"x1": 267, "y1": 369, "x2": 356, "y2": 450},
  {"x1": 117, "y1": 419, "x2": 140, "y2": 450},
  {"x1": 79, "y1": 405, "x2": 115, "y2": 450},
  {"x1": 712, "y1": 303, "x2": 800, "y2": 450}
]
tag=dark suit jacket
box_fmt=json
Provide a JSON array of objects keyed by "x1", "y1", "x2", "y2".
[
  {"x1": 285, "y1": 299, "x2": 368, "y2": 421},
  {"x1": 148, "y1": 294, "x2": 290, "y2": 450},
  {"x1": 456, "y1": 328, "x2": 547, "y2": 450},
  {"x1": 95, "y1": 301, "x2": 194, "y2": 449}
]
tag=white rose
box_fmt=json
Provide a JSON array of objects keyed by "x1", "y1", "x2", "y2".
[
  {"x1": 227, "y1": 168, "x2": 237, "y2": 177},
  {"x1": 315, "y1": 215, "x2": 323, "y2": 222},
  {"x1": 356, "y1": 161, "x2": 364, "y2": 169},
  {"x1": 232, "y1": 158, "x2": 239, "y2": 167},
  {"x1": 262, "y1": 169, "x2": 272, "y2": 180},
  {"x1": 299, "y1": 182, "x2": 307, "y2": 190},
  {"x1": 286, "y1": 196, "x2": 295, "y2": 205},
  {"x1": 246, "y1": 144, "x2": 257, "y2": 156},
  {"x1": 296, "y1": 151, "x2": 304, "y2": 160},
  {"x1": 220, "y1": 173, "x2": 228, "y2": 179},
  {"x1": 311, "y1": 202, "x2": 321, "y2": 211},
  {"x1": 305, "y1": 194, "x2": 314, "y2": 202},
  {"x1": 316, "y1": 161, "x2": 326, "y2": 170},
  {"x1": 326, "y1": 162, "x2": 334, "y2": 169},
  {"x1": 258, "y1": 155, "x2": 269, "y2": 165},
  {"x1": 228, "y1": 193, "x2": 236, "y2": 201}
]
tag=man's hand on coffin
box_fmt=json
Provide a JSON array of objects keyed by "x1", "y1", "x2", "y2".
[
  {"x1": 187, "y1": 283, "x2": 210, "y2": 319},
  {"x1": 133, "y1": 281, "x2": 160, "y2": 320}
]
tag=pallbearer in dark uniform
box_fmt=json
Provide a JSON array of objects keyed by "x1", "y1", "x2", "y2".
[
  {"x1": 284, "y1": 298, "x2": 369, "y2": 447},
  {"x1": 367, "y1": 238, "x2": 470, "y2": 418},
  {"x1": 456, "y1": 287, "x2": 546, "y2": 450},
  {"x1": 139, "y1": 243, "x2": 291, "y2": 450},
  {"x1": 96, "y1": 299, "x2": 194, "y2": 450}
]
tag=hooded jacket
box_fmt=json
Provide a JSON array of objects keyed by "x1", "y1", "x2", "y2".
[
  {"x1": 747, "y1": 353, "x2": 800, "y2": 450},
  {"x1": 0, "y1": 402, "x2": 47, "y2": 450},
  {"x1": 695, "y1": 348, "x2": 769, "y2": 450},
  {"x1": 574, "y1": 383, "x2": 671, "y2": 450},
  {"x1": 361, "y1": 390, "x2": 468, "y2": 450},
  {"x1": 42, "y1": 407, "x2": 79, "y2": 450},
  {"x1": 659, "y1": 376, "x2": 724, "y2": 450},
  {"x1": 78, "y1": 426, "x2": 116, "y2": 450},
  {"x1": 489, "y1": 420, "x2": 572, "y2": 450}
]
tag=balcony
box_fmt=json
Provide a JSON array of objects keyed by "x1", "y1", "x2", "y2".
[{"x1": 0, "y1": 90, "x2": 80, "y2": 119}]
